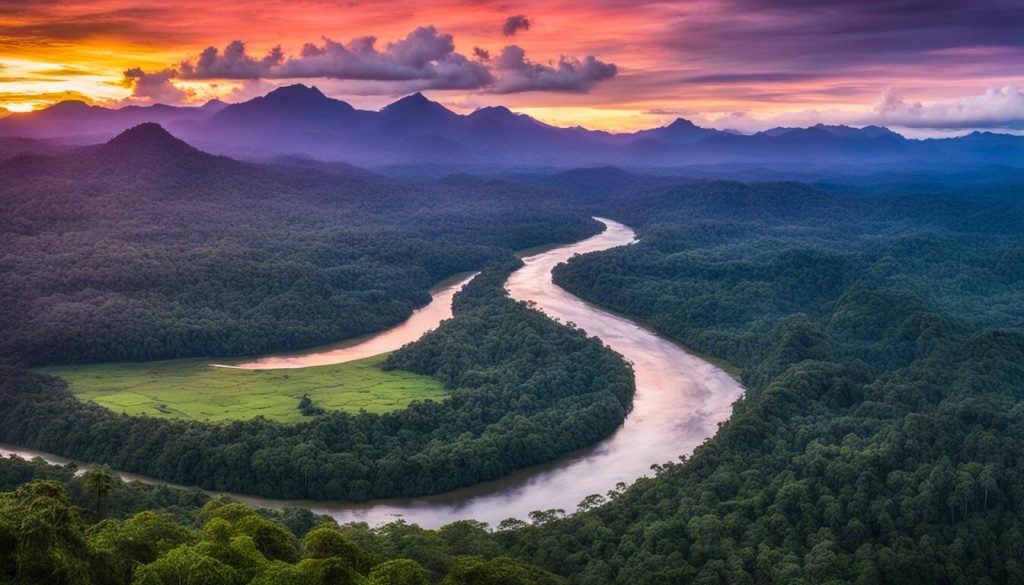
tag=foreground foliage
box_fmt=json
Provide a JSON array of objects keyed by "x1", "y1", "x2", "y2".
[{"x1": 0, "y1": 474, "x2": 563, "y2": 585}]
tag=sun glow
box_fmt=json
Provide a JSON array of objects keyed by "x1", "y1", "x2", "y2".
[{"x1": 4, "y1": 103, "x2": 37, "y2": 113}]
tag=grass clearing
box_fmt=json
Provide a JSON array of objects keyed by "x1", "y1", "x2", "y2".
[{"x1": 37, "y1": 354, "x2": 447, "y2": 423}]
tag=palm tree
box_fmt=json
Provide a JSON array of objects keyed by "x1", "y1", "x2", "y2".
[{"x1": 82, "y1": 466, "x2": 116, "y2": 518}]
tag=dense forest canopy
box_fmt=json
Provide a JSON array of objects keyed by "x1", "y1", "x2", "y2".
[
  {"x1": 0, "y1": 258, "x2": 634, "y2": 500},
  {"x1": 0, "y1": 457, "x2": 565, "y2": 585},
  {"x1": 506, "y1": 172, "x2": 1024, "y2": 583},
  {"x1": 0, "y1": 124, "x2": 599, "y2": 365},
  {"x1": 3, "y1": 123, "x2": 1024, "y2": 584}
]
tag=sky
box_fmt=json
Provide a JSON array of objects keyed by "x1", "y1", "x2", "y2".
[{"x1": 1, "y1": 0, "x2": 1022, "y2": 134}]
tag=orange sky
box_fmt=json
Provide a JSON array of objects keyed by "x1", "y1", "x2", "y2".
[{"x1": 1, "y1": 0, "x2": 1022, "y2": 132}]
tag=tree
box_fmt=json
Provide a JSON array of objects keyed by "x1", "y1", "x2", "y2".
[{"x1": 82, "y1": 466, "x2": 116, "y2": 519}]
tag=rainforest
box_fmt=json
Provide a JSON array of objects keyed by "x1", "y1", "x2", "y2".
[{"x1": 2, "y1": 1, "x2": 1024, "y2": 583}]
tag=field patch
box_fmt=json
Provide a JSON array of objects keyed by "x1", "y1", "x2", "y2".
[{"x1": 38, "y1": 354, "x2": 447, "y2": 423}]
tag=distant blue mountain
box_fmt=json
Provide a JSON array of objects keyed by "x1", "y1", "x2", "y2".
[{"x1": 1, "y1": 84, "x2": 1021, "y2": 168}]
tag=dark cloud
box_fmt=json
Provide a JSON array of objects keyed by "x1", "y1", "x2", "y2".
[
  {"x1": 0, "y1": 5, "x2": 183, "y2": 46},
  {"x1": 502, "y1": 15, "x2": 531, "y2": 36},
  {"x1": 121, "y1": 67, "x2": 191, "y2": 105},
  {"x1": 659, "y1": 0, "x2": 1024, "y2": 72},
  {"x1": 279, "y1": 27, "x2": 493, "y2": 89},
  {"x1": 172, "y1": 27, "x2": 615, "y2": 94},
  {"x1": 491, "y1": 45, "x2": 617, "y2": 93},
  {"x1": 178, "y1": 28, "x2": 493, "y2": 90},
  {"x1": 179, "y1": 40, "x2": 284, "y2": 79}
]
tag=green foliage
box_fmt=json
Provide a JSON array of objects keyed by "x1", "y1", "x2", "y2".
[
  {"x1": 0, "y1": 258, "x2": 634, "y2": 501},
  {"x1": 0, "y1": 480, "x2": 565, "y2": 585},
  {"x1": 441, "y1": 556, "x2": 564, "y2": 585},
  {"x1": 367, "y1": 559, "x2": 431, "y2": 585},
  {"x1": 493, "y1": 176, "x2": 1024, "y2": 583},
  {"x1": 0, "y1": 146, "x2": 601, "y2": 366},
  {"x1": 0, "y1": 480, "x2": 92, "y2": 584},
  {"x1": 40, "y1": 354, "x2": 447, "y2": 422},
  {"x1": 302, "y1": 526, "x2": 371, "y2": 572}
]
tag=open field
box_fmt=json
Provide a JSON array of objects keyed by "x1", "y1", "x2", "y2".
[{"x1": 38, "y1": 354, "x2": 448, "y2": 423}]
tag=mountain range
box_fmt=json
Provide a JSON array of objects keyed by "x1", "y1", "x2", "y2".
[{"x1": 1, "y1": 84, "x2": 1022, "y2": 168}]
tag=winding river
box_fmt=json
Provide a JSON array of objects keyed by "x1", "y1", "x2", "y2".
[{"x1": 0, "y1": 218, "x2": 743, "y2": 529}]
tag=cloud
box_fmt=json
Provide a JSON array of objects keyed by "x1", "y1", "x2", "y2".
[
  {"x1": 502, "y1": 15, "x2": 531, "y2": 36},
  {"x1": 177, "y1": 27, "x2": 493, "y2": 90},
  {"x1": 179, "y1": 40, "x2": 284, "y2": 79},
  {"x1": 278, "y1": 27, "x2": 494, "y2": 89},
  {"x1": 658, "y1": 0, "x2": 1024, "y2": 74},
  {"x1": 872, "y1": 86, "x2": 1024, "y2": 130},
  {"x1": 694, "y1": 87, "x2": 1024, "y2": 133},
  {"x1": 120, "y1": 67, "x2": 192, "y2": 105},
  {"x1": 491, "y1": 45, "x2": 617, "y2": 94},
  {"x1": 170, "y1": 27, "x2": 615, "y2": 95}
]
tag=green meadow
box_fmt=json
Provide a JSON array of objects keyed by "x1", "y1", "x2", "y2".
[{"x1": 38, "y1": 354, "x2": 447, "y2": 423}]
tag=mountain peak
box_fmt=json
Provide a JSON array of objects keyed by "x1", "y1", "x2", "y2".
[
  {"x1": 43, "y1": 100, "x2": 94, "y2": 114},
  {"x1": 109, "y1": 121, "x2": 175, "y2": 141},
  {"x1": 666, "y1": 118, "x2": 699, "y2": 130},
  {"x1": 264, "y1": 84, "x2": 327, "y2": 102},
  {"x1": 100, "y1": 123, "x2": 198, "y2": 160},
  {"x1": 468, "y1": 105, "x2": 519, "y2": 121},
  {"x1": 382, "y1": 92, "x2": 456, "y2": 119},
  {"x1": 473, "y1": 105, "x2": 513, "y2": 115},
  {"x1": 200, "y1": 98, "x2": 229, "y2": 111}
]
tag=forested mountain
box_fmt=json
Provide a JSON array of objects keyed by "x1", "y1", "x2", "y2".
[
  {"x1": 0, "y1": 123, "x2": 599, "y2": 365},
  {"x1": 2, "y1": 85, "x2": 1022, "y2": 168},
  {"x1": 3, "y1": 112, "x2": 1024, "y2": 584}
]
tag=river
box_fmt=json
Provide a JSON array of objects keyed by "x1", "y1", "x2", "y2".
[{"x1": 0, "y1": 218, "x2": 743, "y2": 529}]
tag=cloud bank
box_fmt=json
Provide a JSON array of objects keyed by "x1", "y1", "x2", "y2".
[
  {"x1": 169, "y1": 26, "x2": 614, "y2": 94},
  {"x1": 692, "y1": 87, "x2": 1024, "y2": 134}
]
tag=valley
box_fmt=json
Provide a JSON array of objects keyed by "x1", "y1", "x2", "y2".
[
  {"x1": 1, "y1": 90, "x2": 1022, "y2": 585},
  {"x1": 4, "y1": 218, "x2": 743, "y2": 530}
]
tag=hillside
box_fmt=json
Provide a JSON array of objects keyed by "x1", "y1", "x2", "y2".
[{"x1": 0, "y1": 123, "x2": 599, "y2": 365}]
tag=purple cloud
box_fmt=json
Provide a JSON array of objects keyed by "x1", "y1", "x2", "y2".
[
  {"x1": 491, "y1": 45, "x2": 617, "y2": 94},
  {"x1": 658, "y1": 0, "x2": 1024, "y2": 73},
  {"x1": 179, "y1": 40, "x2": 284, "y2": 79},
  {"x1": 121, "y1": 67, "x2": 191, "y2": 104},
  {"x1": 502, "y1": 15, "x2": 531, "y2": 37},
  {"x1": 276, "y1": 27, "x2": 494, "y2": 89},
  {"x1": 171, "y1": 27, "x2": 616, "y2": 95}
]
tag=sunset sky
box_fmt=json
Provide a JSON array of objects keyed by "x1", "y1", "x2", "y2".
[{"x1": 1, "y1": 0, "x2": 1022, "y2": 134}]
